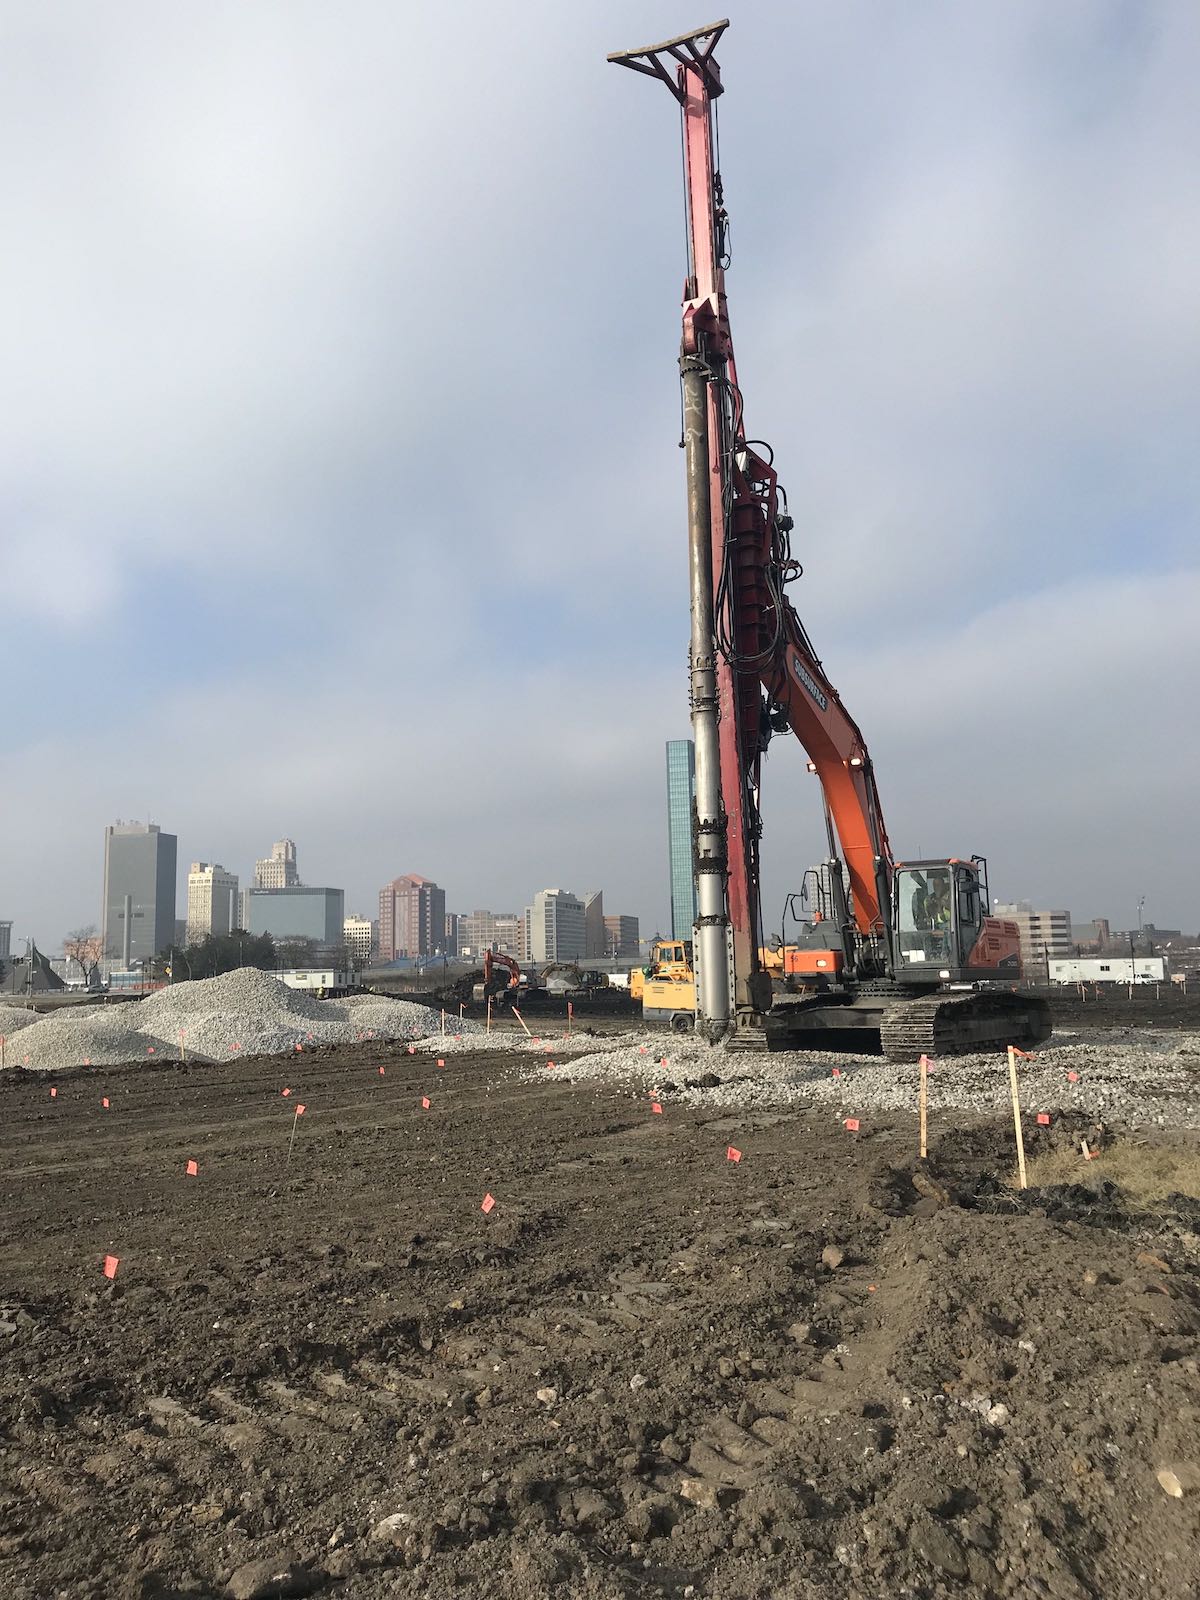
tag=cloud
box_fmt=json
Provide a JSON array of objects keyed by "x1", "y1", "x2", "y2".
[
  {"x1": 1, "y1": 2, "x2": 1197, "y2": 942},
  {"x1": 761, "y1": 566, "x2": 1200, "y2": 927}
]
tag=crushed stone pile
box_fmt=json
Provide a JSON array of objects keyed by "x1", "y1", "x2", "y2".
[
  {"x1": 0, "y1": 1006, "x2": 41, "y2": 1038},
  {"x1": 6, "y1": 969, "x2": 496, "y2": 1071},
  {"x1": 511, "y1": 1027, "x2": 1200, "y2": 1128},
  {"x1": 2, "y1": 1011, "x2": 166, "y2": 1069}
]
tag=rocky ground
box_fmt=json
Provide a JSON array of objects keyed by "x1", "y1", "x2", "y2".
[{"x1": 1, "y1": 1027, "x2": 1198, "y2": 1599}]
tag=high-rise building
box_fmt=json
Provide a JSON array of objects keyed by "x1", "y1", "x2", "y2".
[
  {"x1": 582, "y1": 890, "x2": 605, "y2": 960},
  {"x1": 379, "y1": 875, "x2": 446, "y2": 961},
  {"x1": 0, "y1": 922, "x2": 11, "y2": 962},
  {"x1": 254, "y1": 839, "x2": 300, "y2": 889},
  {"x1": 666, "y1": 739, "x2": 697, "y2": 940},
  {"x1": 445, "y1": 912, "x2": 461, "y2": 956},
  {"x1": 458, "y1": 910, "x2": 524, "y2": 959},
  {"x1": 603, "y1": 914, "x2": 641, "y2": 959},
  {"x1": 101, "y1": 821, "x2": 178, "y2": 963},
  {"x1": 343, "y1": 915, "x2": 374, "y2": 966},
  {"x1": 529, "y1": 889, "x2": 586, "y2": 963},
  {"x1": 186, "y1": 863, "x2": 239, "y2": 944},
  {"x1": 241, "y1": 886, "x2": 345, "y2": 946},
  {"x1": 994, "y1": 902, "x2": 1073, "y2": 969}
]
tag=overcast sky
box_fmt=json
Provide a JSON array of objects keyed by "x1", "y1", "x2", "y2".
[{"x1": 3, "y1": 1, "x2": 1198, "y2": 949}]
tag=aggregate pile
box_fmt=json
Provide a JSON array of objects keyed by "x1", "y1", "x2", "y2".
[
  {"x1": 6, "y1": 969, "x2": 490, "y2": 1071},
  {"x1": 0, "y1": 1005, "x2": 40, "y2": 1038},
  {"x1": 0, "y1": 1010, "x2": 166, "y2": 1069},
  {"x1": 517, "y1": 1027, "x2": 1200, "y2": 1128}
]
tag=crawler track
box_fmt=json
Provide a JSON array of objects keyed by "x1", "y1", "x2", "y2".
[{"x1": 879, "y1": 990, "x2": 1053, "y2": 1062}]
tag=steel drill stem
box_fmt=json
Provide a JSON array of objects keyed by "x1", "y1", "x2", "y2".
[{"x1": 682, "y1": 356, "x2": 731, "y2": 1036}]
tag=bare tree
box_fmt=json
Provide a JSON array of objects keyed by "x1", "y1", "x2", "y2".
[{"x1": 63, "y1": 925, "x2": 103, "y2": 988}]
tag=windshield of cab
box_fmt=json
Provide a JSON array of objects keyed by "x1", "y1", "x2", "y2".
[{"x1": 895, "y1": 867, "x2": 953, "y2": 965}]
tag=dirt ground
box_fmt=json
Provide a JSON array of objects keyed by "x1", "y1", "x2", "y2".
[
  {"x1": 1, "y1": 1036, "x2": 1199, "y2": 1600},
  {"x1": 1044, "y1": 987, "x2": 1200, "y2": 1033}
]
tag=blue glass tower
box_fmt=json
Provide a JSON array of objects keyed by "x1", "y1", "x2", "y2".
[{"x1": 666, "y1": 739, "x2": 698, "y2": 939}]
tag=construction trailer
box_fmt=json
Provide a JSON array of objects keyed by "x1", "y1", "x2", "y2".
[
  {"x1": 1049, "y1": 957, "x2": 1166, "y2": 986},
  {"x1": 273, "y1": 969, "x2": 357, "y2": 996}
]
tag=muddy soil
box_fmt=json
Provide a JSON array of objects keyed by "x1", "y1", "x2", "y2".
[
  {"x1": 1048, "y1": 987, "x2": 1200, "y2": 1033},
  {"x1": 1, "y1": 1042, "x2": 1198, "y2": 1600}
]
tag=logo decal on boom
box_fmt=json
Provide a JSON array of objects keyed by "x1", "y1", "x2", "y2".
[{"x1": 789, "y1": 653, "x2": 828, "y2": 712}]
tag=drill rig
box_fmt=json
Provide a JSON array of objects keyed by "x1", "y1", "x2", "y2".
[{"x1": 609, "y1": 21, "x2": 1050, "y2": 1061}]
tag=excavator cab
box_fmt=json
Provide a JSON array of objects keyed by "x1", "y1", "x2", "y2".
[{"x1": 892, "y1": 860, "x2": 987, "y2": 980}]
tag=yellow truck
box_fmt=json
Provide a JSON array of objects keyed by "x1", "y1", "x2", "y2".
[{"x1": 635, "y1": 939, "x2": 696, "y2": 1030}]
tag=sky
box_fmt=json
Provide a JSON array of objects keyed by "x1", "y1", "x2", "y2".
[{"x1": 2, "y1": 1, "x2": 1198, "y2": 950}]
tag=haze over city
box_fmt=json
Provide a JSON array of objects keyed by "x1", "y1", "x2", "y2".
[{"x1": 3, "y1": 1, "x2": 1198, "y2": 944}]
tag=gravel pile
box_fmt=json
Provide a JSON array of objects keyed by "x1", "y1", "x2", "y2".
[
  {"x1": 0, "y1": 1006, "x2": 40, "y2": 1038},
  {"x1": 3, "y1": 1013, "x2": 166, "y2": 1070},
  {"x1": 511, "y1": 1027, "x2": 1200, "y2": 1129},
  {"x1": 8, "y1": 970, "x2": 491, "y2": 1071}
]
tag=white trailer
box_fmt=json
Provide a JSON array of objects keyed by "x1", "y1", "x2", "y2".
[
  {"x1": 273, "y1": 969, "x2": 356, "y2": 996},
  {"x1": 1049, "y1": 957, "x2": 1165, "y2": 985}
]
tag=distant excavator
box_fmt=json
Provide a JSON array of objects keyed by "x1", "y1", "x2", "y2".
[{"x1": 471, "y1": 950, "x2": 524, "y2": 1007}]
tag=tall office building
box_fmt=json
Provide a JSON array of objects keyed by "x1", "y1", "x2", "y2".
[
  {"x1": 379, "y1": 875, "x2": 446, "y2": 960},
  {"x1": 254, "y1": 839, "x2": 300, "y2": 889},
  {"x1": 101, "y1": 821, "x2": 178, "y2": 963},
  {"x1": 666, "y1": 739, "x2": 697, "y2": 940},
  {"x1": 343, "y1": 915, "x2": 374, "y2": 966},
  {"x1": 458, "y1": 910, "x2": 524, "y2": 958},
  {"x1": 529, "y1": 889, "x2": 586, "y2": 963},
  {"x1": 186, "y1": 863, "x2": 239, "y2": 943},
  {"x1": 582, "y1": 890, "x2": 605, "y2": 959},
  {"x1": 241, "y1": 886, "x2": 345, "y2": 946},
  {"x1": 603, "y1": 914, "x2": 641, "y2": 959},
  {"x1": 994, "y1": 902, "x2": 1073, "y2": 967},
  {"x1": 0, "y1": 922, "x2": 11, "y2": 962}
]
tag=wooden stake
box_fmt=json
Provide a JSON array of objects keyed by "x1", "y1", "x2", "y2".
[
  {"x1": 1008, "y1": 1045, "x2": 1027, "y2": 1190},
  {"x1": 567, "y1": 1001, "x2": 573, "y2": 1038},
  {"x1": 459, "y1": 1002, "x2": 464, "y2": 1019},
  {"x1": 486, "y1": 997, "x2": 492, "y2": 1034},
  {"x1": 919, "y1": 1054, "x2": 929, "y2": 1160},
  {"x1": 510, "y1": 1006, "x2": 532, "y2": 1038},
  {"x1": 287, "y1": 1108, "x2": 301, "y2": 1164},
  {"x1": 440, "y1": 1009, "x2": 446, "y2": 1036}
]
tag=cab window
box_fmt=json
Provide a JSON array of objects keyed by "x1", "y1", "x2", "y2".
[{"x1": 895, "y1": 867, "x2": 952, "y2": 964}]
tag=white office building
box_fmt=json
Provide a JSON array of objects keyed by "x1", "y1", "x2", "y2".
[
  {"x1": 529, "y1": 888, "x2": 586, "y2": 964},
  {"x1": 186, "y1": 863, "x2": 239, "y2": 943},
  {"x1": 343, "y1": 915, "x2": 374, "y2": 966},
  {"x1": 254, "y1": 839, "x2": 300, "y2": 889}
]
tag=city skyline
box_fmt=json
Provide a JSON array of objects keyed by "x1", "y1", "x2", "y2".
[
  {"x1": 0, "y1": 804, "x2": 1189, "y2": 962},
  {"x1": 0, "y1": 806, "x2": 668, "y2": 962}
]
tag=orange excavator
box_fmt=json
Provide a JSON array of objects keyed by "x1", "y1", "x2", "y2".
[
  {"x1": 610, "y1": 22, "x2": 1051, "y2": 1060},
  {"x1": 471, "y1": 949, "x2": 524, "y2": 1007}
]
